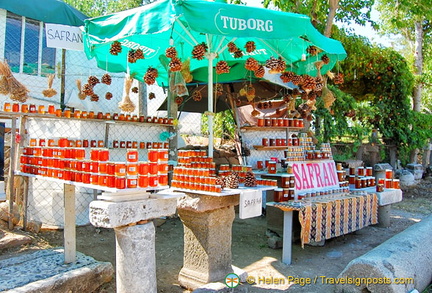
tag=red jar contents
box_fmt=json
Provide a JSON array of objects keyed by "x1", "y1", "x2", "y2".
[
  {"x1": 158, "y1": 163, "x2": 168, "y2": 174},
  {"x1": 127, "y1": 149, "x2": 138, "y2": 162},
  {"x1": 90, "y1": 173, "x2": 99, "y2": 185},
  {"x1": 158, "y1": 149, "x2": 168, "y2": 161},
  {"x1": 22, "y1": 104, "x2": 29, "y2": 113},
  {"x1": 99, "y1": 162, "x2": 107, "y2": 173},
  {"x1": 149, "y1": 162, "x2": 158, "y2": 175},
  {"x1": 127, "y1": 176, "x2": 138, "y2": 188},
  {"x1": 90, "y1": 149, "x2": 100, "y2": 161},
  {"x1": 262, "y1": 138, "x2": 269, "y2": 147},
  {"x1": 90, "y1": 140, "x2": 97, "y2": 148},
  {"x1": 149, "y1": 175, "x2": 158, "y2": 187},
  {"x1": 75, "y1": 148, "x2": 86, "y2": 160},
  {"x1": 98, "y1": 148, "x2": 109, "y2": 161},
  {"x1": 106, "y1": 175, "x2": 115, "y2": 188},
  {"x1": 106, "y1": 162, "x2": 115, "y2": 175},
  {"x1": 75, "y1": 171, "x2": 82, "y2": 182},
  {"x1": 90, "y1": 161, "x2": 99, "y2": 173},
  {"x1": 120, "y1": 141, "x2": 126, "y2": 148},
  {"x1": 148, "y1": 149, "x2": 158, "y2": 162},
  {"x1": 83, "y1": 140, "x2": 89, "y2": 148},
  {"x1": 82, "y1": 172, "x2": 91, "y2": 184},
  {"x1": 82, "y1": 160, "x2": 91, "y2": 172},
  {"x1": 115, "y1": 163, "x2": 126, "y2": 176},
  {"x1": 115, "y1": 176, "x2": 126, "y2": 189},
  {"x1": 98, "y1": 175, "x2": 106, "y2": 186},
  {"x1": 138, "y1": 162, "x2": 149, "y2": 175},
  {"x1": 97, "y1": 140, "x2": 104, "y2": 147},
  {"x1": 268, "y1": 161, "x2": 277, "y2": 174},
  {"x1": 158, "y1": 174, "x2": 168, "y2": 186},
  {"x1": 138, "y1": 175, "x2": 149, "y2": 188}
]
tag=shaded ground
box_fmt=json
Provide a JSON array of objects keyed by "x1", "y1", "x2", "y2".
[{"x1": 1, "y1": 177, "x2": 432, "y2": 292}]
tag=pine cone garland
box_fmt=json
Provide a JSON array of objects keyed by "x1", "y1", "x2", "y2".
[
  {"x1": 227, "y1": 42, "x2": 238, "y2": 53},
  {"x1": 301, "y1": 74, "x2": 316, "y2": 90},
  {"x1": 216, "y1": 60, "x2": 230, "y2": 74},
  {"x1": 88, "y1": 75, "x2": 100, "y2": 86},
  {"x1": 245, "y1": 41, "x2": 256, "y2": 53},
  {"x1": 109, "y1": 41, "x2": 122, "y2": 55},
  {"x1": 169, "y1": 57, "x2": 182, "y2": 72},
  {"x1": 245, "y1": 57, "x2": 259, "y2": 71},
  {"x1": 101, "y1": 73, "x2": 112, "y2": 85},
  {"x1": 105, "y1": 92, "x2": 113, "y2": 100},
  {"x1": 306, "y1": 45, "x2": 319, "y2": 56},
  {"x1": 165, "y1": 47, "x2": 177, "y2": 58},
  {"x1": 254, "y1": 65, "x2": 265, "y2": 78},
  {"x1": 148, "y1": 92, "x2": 156, "y2": 100},
  {"x1": 334, "y1": 73, "x2": 344, "y2": 84},
  {"x1": 280, "y1": 71, "x2": 296, "y2": 83},
  {"x1": 321, "y1": 54, "x2": 330, "y2": 64},
  {"x1": 90, "y1": 94, "x2": 99, "y2": 102},
  {"x1": 192, "y1": 42, "x2": 208, "y2": 60},
  {"x1": 233, "y1": 50, "x2": 243, "y2": 59},
  {"x1": 131, "y1": 86, "x2": 139, "y2": 93},
  {"x1": 192, "y1": 90, "x2": 202, "y2": 101},
  {"x1": 244, "y1": 171, "x2": 257, "y2": 187},
  {"x1": 82, "y1": 84, "x2": 94, "y2": 96}
]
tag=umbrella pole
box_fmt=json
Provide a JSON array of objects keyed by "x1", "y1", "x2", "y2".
[{"x1": 207, "y1": 53, "x2": 215, "y2": 158}]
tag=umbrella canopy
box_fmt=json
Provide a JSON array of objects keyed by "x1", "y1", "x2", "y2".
[
  {"x1": 83, "y1": 0, "x2": 347, "y2": 155},
  {"x1": 0, "y1": 0, "x2": 88, "y2": 26}
]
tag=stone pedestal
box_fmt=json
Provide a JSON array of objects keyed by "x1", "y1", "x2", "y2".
[
  {"x1": 177, "y1": 192, "x2": 240, "y2": 290},
  {"x1": 90, "y1": 193, "x2": 180, "y2": 293}
]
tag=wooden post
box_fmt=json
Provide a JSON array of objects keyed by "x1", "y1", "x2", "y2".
[
  {"x1": 64, "y1": 183, "x2": 76, "y2": 263},
  {"x1": 7, "y1": 117, "x2": 16, "y2": 230}
]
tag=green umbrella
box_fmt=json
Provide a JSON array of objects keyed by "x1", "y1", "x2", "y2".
[{"x1": 83, "y1": 0, "x2": 346, "y2": 155}]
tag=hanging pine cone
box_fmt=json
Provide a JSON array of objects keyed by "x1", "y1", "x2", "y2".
[
  {"x1": 169, "y1": 57, "x2": 182, "y2": 72},
  {"x1": 101, "y1": 73, "x2": 112, "y2": 85},
  {"x1": 244, "y1": 171, "x2": 257, "y2": 187},
  {"x1": 233, "y1": 50, "x2": 243, "y2": 59},
  {"x1": 148, "y1": 92, "x2": 156, "y2": 100},
  {"x1": 128, "y1": 50, "x2": 137, "y2": 63},
  {"x1": 245, "y1": 41, "x2": 256, "y2": 53},
  {"x1": 192, "y1": 42, "x2": 208, "y2": 60},
  {"x1": 254, "y1": 65, "x2": 265, "y2": 78},
  {"x1": 165, "y1": 47, "x2": 177, "y2": 58},
  {"x1": 334, "y1": 73, "x2": 344, "y2": 84},
  {"x1": 175, "y1": 96, "x2": 184, "y2": 104},
  {"x1": 301, "y1": 75, "x2": 316, "y2": 90},
  {"x1": 280, "y1": 71, "x2": 296, "y2": 83},
  {"x1": 265, "y1": 57, "x2": 285, "y2": 73},
  {"x1": 216, "y1": 176, "x2": 225, "y2": 188},
  {"x1": 82, "y1": 84, "x2": 94, "y2": 96},
  {"x1": 109, "y1": 41, "x2": 122, "y2": 55},
  {"x1": 227, "y1": 42, "x2": 238, "y2": 53},
  {"x1": 192, "y1": 90, "x2": 202, "y2": 101},
  {"x1": 244, "y1": 57, "x2": 259, "y2": 71},
  {"x1": 314, "y1": 77, "x2": 324, "y2": 91},
  {"x1": 291, "y1": 74, "x2": 303, "y2": 86},
  {"x1": 215, "y1": 83, "x2": 223, "y2": 96},
  {"x1": 134, "y1": 49, "x2": 144, "y2": 60},
  {"x1": 131, "y1": 86, "x2": 139, "y2": 93},
  {"x1": 306, "y1": 45, "x2": 319, "y2": 56},
  {"x1": 321, "y1": 54, "x2": 330, "y2": 64},
  {"x1": 88, "y1": 75, "x2": 100, "y2": 86},
  {"x1": 90, "y1": 94, "x2": 99, "y2": 102},
  {"x1": 225, "y1": 172, "x2": 240, "y2": 189},
  {"x1": 144, "y1": 73, "x2": 156, "y2": 85},
  {"x1": 105, "y1": 92, "x2": 113, "y2": 100},
  {"x1": 216, "y1": 60, "x2": 230, "y2": 74}
]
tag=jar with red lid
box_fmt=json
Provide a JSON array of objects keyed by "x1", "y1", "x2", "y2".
[
  {"x1": 127, "y1": 176, "x2": 138, "y2": 188},
  {"x1": 106, "y1": 175, "x2": 116, "y2": 188},
  {"x1": 127, "y1": 149, "x2": 138, "y2": 162},
  {"x1": 115, "y1": 176, "x2": 126, "y2": 189}
]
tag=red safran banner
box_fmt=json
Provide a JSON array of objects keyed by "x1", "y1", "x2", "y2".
[{"x1": 292, "y1": 160, "x2": 339, "y2": 194}]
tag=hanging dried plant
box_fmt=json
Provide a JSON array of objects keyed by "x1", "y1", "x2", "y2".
[
  {"x1": 0, "y1": 60, "x2": 29, "y2": 102},
  {"x1": 227, "y1": 42, "x2": 238, "y2": 53},
  {"x1": 215, "y1": 60, "x2": 230, "y2": 74},
  {"x1": 215, "y1": 83, "x2": 223, "y2": 96},
  {"x1": 175, "y1": 96, "x2": 184, "y2": 104},
  {"x1": 245, "y1": 41, "x2": 256, "y2": 53},
  {"x1": 192, "y1": 90, "x2": 202, "y2": 101},
  {"x1": 306, "y1": 45, "x2": 319, "y2": 56},
  {"x1": 148, "y1": 92, "x2": 156, "y2": 100},
  {"x1": 90, "y1": 94, "x2": 99, "y2": 102},
  {"x1": 165, "y1": 47, "x2": 178, "y2": 58},
  {"x1": 0, "y1": 75, "x2": 9, "y2": 95},
  {"x1": 109, "y1": 41, "x2": 122, "y2": 55},
  {"x1": 42, "y1": 74, "x2": 57, "y2": 97},
  {"x1": 82, "y1": 84, "x2": 94, "y2": 96},
  {"x1": 118, "y1": 76, "x2": 136, "y2": 112},
  {"x1": 134, "y1": 49, "x2": 144, "y2": 60},
  {"x1": 245, "y1": 57, "x2": 259, "y2": 71},
  {"x1": 76, "y1": 80, "x2": 86, "y2": 100},
  {"x1": 192, "y1": 42, "x2": 208, "y2": 60},
  {"x1": 131, "y1": 86, "x2": 139, "y2": 93},
  {"x1": 105, "y1": 92, "x2": 113, "y2": 100},
  {"x1": 233, "y1": 50, "x2": 243, "y2": 59},
  {"x1": 169, "y1": 57, "x2": 182, "y2": 72},
  {"x1": 144, "y1": 67, "x2": 158, "y2": 85},
  {"x1": 254, "y1": 65, "x2": 265, "y2": 78},
  {"x1": 88, "y1": 75, "x2": 100, "y2": 86}
]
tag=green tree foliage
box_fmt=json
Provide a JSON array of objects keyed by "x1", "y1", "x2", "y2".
[{"x1": 63, "y1": 0, "x2": 144, "y2": 17}]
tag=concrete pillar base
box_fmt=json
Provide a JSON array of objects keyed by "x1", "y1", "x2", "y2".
[
  {"x1": 378, "y1": 204, "x2": 391, "y2": 228},
  {"x1": 178, "y1": 206, "x2": 235, "y2": 290},
  {"x1": 115, "y1": 222, "x2": 156, "y2": 293}
]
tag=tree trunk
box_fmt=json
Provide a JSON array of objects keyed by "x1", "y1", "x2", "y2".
[
  {"x1": 410, "y1": 20, "x2": 424, "y2": 163},
  {"x1": 413, "y1": 20, "x2": 424, "y2": 112},
  {"x1": 324, "y1": 0, "x2": 339, "y2": 37}
]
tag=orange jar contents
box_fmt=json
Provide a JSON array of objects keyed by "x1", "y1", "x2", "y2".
[
  {"x1": 98, "y1": 175, "x2": 106, "y2": 186},
  {"x1": 98, "y1": 161, "x2": 107, "y2": 174},
  {"x1": 90, "y1": 173, "x2": 99, "y2": 185},
  {"x1": 98, "y1": 148, "x2": 109, "y2": 161},
  {"x1": 3, "y1": 102, "x2": 11, "y2": 112},
  {"x1": 127, "y1": 176, "x2": 138, "y2": 188},
  {"x1": 115, "y1": 163, "x2": 126, "y2": 176},
  {"x1": 149, "y1": 175, "x2": 158, "y2": 187},
  {"x1": 158, "y1": 162, "x2": 168, "y2": 174},
  {"x1": 82, "y1": 173, "x2": 91, "y2": 184},
  {"x1": 148, "y1": 149, "x2": 158, "y2": 162},
  {"x1": 90, "y1": 161, "x2": 99, "y2": 173},
  {"x1": 138, "y1": 162, "x2": 149, "y2": 175},
  {"x1": 106, "y1": 175, "x2": 115, "y2": 188},
  {"x1": 115, "y1": 176, "x2": 126, "y2": 189},
  {"x1": 158, "y1": 149, "x2": 168, "y2": 161},
  {"x1": 75, "y1": 148, "x2": 86, "y2": 160},
  {"x1": 90, "y1": 149, "x2": 100, "y2": 161},
  {"x1": 158, "y1": 174, "x2": 168, "y2": 186},
  {"x1": 126, "y1": 163, "x2": 138, "y2": 175},
  {"x1": 106, "y1": 162, "x2": 115, "y2": 175},
  {"x1": 138, "y1": 175, "x2": 149, "y2": 188},
  {"x1": 149, "y1": 162, "x2": 158, "y2": 175},
  {"x1": 126, "y1": 149, "x2": 139, "y2": 162}
]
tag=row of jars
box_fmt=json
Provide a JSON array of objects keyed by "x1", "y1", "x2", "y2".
[
  {"x1": 3, "y1": 102, "x2": 174, "y2": 125},
  {"x1": 20, "y1": 164, "x2": 167, "y2": 189},
  {"x1": 256, "y1": 117, "x2": 304, "y2": 128},
  {"x1": 261, "y1": 137, "x2": 300, "y2": 147}
]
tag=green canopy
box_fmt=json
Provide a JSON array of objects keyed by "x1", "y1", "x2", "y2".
[
  {"x1": 83, "y1": 0, "x2": 347, "y2": 154},
  {"x1": 0, "y1": 0, "x2": 88, "y2": 26}
]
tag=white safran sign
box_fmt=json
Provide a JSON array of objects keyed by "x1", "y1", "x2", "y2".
[
  {"x1": 45, "y1": 23, "x2": 84, "y2": 51},
  {"x1": 239, "y1": 189, "x2": 262, "y2": 219}
]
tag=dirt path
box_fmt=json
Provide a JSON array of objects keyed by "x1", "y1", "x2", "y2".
[{"x1": 1, "y1": 178, "x2": 431, "y2": 292}]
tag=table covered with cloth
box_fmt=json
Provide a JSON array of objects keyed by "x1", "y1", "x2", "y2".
[{"x1": 271, "y1": 192, "x2": 378, "y2": 247}]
